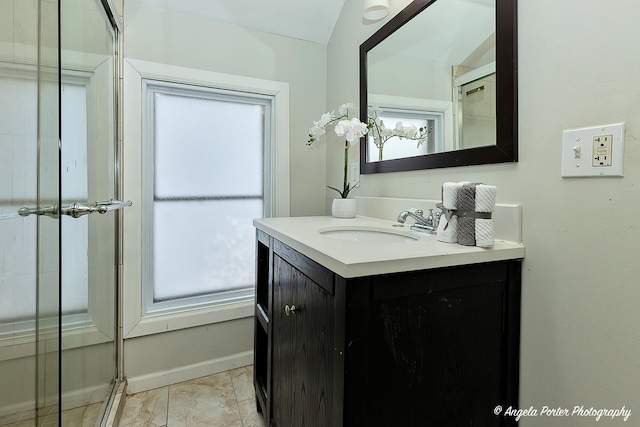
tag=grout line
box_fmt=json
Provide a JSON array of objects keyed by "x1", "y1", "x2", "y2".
[
  {"x1": 226, "y1": 371, "x2": 248, "y2": 427},
  {"x1": 165, "y1": 384, "x2": 171, "y2": 427},
  {"x1": 229, "y1": 371, "x2": 238, "y2": 403},
  {"x1": 228, "y1": 372, "x2": 246, "y2": 427}
]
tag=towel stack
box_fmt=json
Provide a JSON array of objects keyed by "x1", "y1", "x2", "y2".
[{"x1": 437, "y1": 182, "x2": 496, "y2": 247}]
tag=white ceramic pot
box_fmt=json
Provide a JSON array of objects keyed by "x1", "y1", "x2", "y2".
[{"x1": 331, "y1": 198, "x2": 356, "y2": 218}]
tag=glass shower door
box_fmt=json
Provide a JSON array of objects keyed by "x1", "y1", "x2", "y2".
[
  {"x1": 59, "y1": 0, "x2": 122, "y2": 425},
  {"x1": 0, "y1": 0, "x2": 61, "y2": 425},
  {"x1": 0, "y1": 0, "x2": 122, "y2": 425}
]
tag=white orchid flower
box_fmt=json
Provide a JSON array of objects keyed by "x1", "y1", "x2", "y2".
[
  {"x1": 394, "y1": 122, "x2": 407, "y2": 137},
  {"x1": 334, "y1": 120, "x2": 348, "y2": 138},
  {"x1": 335, "y1": 118, "x2": 368, "y2": 144},
  {"x1": 310, "y1": 125, "x2": 326, "y2": 138},
  {"x1": 404, "y1": 124, "x2": 418, "y2": 139},
  {"x1": 338, "y1": 103, "x2": 356, "y2": 116},
  {"x1": 318, "y1": 112, "x2": 333, "y2": 127}
]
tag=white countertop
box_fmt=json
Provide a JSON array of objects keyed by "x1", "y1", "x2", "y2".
[{"x1": 254, "y1": 216, "x2": 525, "y2": 278}]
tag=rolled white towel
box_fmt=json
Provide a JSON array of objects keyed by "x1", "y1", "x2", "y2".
[
  {"x1": 437, "y1": 181, "x2": 469, "y2": 244},
  {"x1": 475, "y1": 184, "x2": 497, "y2": 213},
  {"x1": 475, "y1": 219, "x2": 495, "y2": 248},
  {"x1": 437, "y1": 214, "x2": 458, "y2": 243},
  {"x1": 442, "y1": 181, "x2": 470, "y2": 210},
  {"x1": 474, "y1": 184, "x2": 497, "y2": 247}
]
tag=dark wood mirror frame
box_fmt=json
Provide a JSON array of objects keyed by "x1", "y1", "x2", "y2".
[{"x1": 359, "y1": 0, "x2": 517, "y2": 174}]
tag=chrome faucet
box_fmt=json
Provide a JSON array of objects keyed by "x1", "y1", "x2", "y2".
[{"x1": 396, "y1": 209, "x2": 440, "y2": 234}]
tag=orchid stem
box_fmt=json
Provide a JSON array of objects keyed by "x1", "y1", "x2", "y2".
[{"x1": 343, "y1": 140, "x2": 349, "y2": 197}]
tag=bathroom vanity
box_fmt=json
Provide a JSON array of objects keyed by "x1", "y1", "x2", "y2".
[{"x1": 253, "y1": 216, "x2": 524, "y2": 427}]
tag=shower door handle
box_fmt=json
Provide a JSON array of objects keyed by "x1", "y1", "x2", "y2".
[
  {"x1": 16, "y1": 199, "x2": 132, "y2": 219},
  {"x1": 61, "y1": 202, "x2": 108, "y2": 218},
  {"x1": 63, "y1": 199, "x2": 133, "y2": 218}
]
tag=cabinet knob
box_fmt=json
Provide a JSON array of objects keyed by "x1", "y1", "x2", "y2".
[{"x1": 284, "y1": 304, "x2": 296, "y2": 317}]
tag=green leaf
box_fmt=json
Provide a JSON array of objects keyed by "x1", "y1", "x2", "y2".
[{"x1": 327, "y1": 186, "x2": 344, "y2": 198}]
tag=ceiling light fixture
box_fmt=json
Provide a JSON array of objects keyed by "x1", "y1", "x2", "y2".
[{"x1": 363, "y1": 0, "x2": 390, "y2": 21}]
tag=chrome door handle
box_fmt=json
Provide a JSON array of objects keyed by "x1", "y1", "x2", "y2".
[
  {"x1": 65, "y1": 199, "x2": 133, "y2": 218},
  {"x1": 18, "y1": 205, "x2": 60, "y2": 218},
  {"x1": 61, "y1": 202, "x2": 108, "y2": 218},
  {"x1": 16, "y1": 199, "x2": 132, "y2": 219}
]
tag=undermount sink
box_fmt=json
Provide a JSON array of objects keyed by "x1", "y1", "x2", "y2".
[{"x1": 318, "y1": 226, "x2": 419, "y2": 243}]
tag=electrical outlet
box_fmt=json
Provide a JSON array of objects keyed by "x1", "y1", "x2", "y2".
[
  {"x1": 349, "y1": 162, "x2": 359, "y2": 188},
  {"x1": 561, "y1": 123, "x2": 624, "y2": 177},
  {"x1": 592, "y1": 135, "x2": 613, "y2": 166}
]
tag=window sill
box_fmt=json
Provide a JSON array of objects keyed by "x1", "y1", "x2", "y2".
[{"x1": 123, "y1": 299, "x2": 254, "y2": 339}]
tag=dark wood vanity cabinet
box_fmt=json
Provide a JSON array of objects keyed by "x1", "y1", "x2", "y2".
[{"x1": 254, "y1": 230, "x2": 522, "y2": 427}]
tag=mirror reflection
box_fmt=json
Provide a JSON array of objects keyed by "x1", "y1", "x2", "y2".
[{"x1": 365, "y1": 0, "x2": 496, "y2": 163}]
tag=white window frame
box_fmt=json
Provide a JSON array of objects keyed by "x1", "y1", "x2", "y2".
[
  {"x1": 371, "y1": 107, "x2": 445, "y2": 157},
  {"x1": 142, "y1": 81, "x2": 272, "y2": 315},
  {"x1": 123, "y1": 59, "x2": 290, "y2": 339},
  {"x1": 369, "y1": 94, "x2": 454, "y2": 152}
]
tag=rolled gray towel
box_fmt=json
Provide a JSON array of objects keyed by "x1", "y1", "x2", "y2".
[{"x1": 457, "y1": 183, "x2": 477, "y2": 246}]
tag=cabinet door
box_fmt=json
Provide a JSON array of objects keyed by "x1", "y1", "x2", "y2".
[
  {"x1": 271, "y1": 254, "x2": 334, "y2": 427},
  {"x1": 362, "y1": 263, "x2": 514, "y2": 427}
]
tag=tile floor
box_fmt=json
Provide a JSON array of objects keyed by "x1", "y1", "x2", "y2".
[{"x1": 119, "y1": 366, "x2": 267, "y2": 427}]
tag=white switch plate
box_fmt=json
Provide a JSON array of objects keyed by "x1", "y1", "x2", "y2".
[
  {"x1": 349, "y1": 162, "x2": 360, "y2": 188},
  {"x1": 561, "y1": 123, "x2": 624, "y2": 177}
]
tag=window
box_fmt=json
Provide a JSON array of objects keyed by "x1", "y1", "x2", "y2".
[
  {"x1": 143, "y1": 81, "x2": 272, "y2": 314},
  {"x1": 0, "y1": 72, "x2": 93, "y2": 333},
  {"x1": 367, "y1": 108, "x2": 444, "y2": 161},
  {"x1": 123, "y1": 59, "x2": 289, "y2": 337},
  {"x1": 367, "y1": 94, "x2": 454, "y2": 158}
]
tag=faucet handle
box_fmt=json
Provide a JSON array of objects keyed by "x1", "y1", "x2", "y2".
[{"x1": 433, "y1": 210, "x2": 441, "y2": 229}]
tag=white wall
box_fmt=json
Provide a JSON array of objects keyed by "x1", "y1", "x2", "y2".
[
  {"x1": 124, "y1": 2, "x2": 327, "y2": 218},
  {"x1": 368, "y1": 53, "x2": 451, "y2": 101},
  {"x1": 328, "y1": 0, "x2": 640, "y2": 425},
  {"x1": 122, "y1": 2, "x2": 328, "y2": 386}
]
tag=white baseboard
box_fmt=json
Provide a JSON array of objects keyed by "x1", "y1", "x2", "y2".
[
  {"x1": 125, "y1": 350, "x2": 254, "y2": 395},
  {"x1": 63, "y1": 383, "x2": 112, "y2": 411},
  {"x1": 0, "y1": 383, "x2": 110, "y2": 425},
  {"x1": 0, "y1": 402, "x2": 34, "y2": 426}
]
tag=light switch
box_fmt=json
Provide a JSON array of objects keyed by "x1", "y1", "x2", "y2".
[
  {"x1": 573, "y1": 146, "x2": 581, "y2": 159},
  {"x1": 561, "y1": 123, "x2": 624, "y2": 177}
]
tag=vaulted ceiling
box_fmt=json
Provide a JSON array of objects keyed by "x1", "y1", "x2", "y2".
[{"x1": 126, "y1": 0, "x2": 348, "y2": 44}]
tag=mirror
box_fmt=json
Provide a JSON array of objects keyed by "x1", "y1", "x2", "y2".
[{"x1": 360, "y1": 0, "x2": 517, "y2": 173}]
